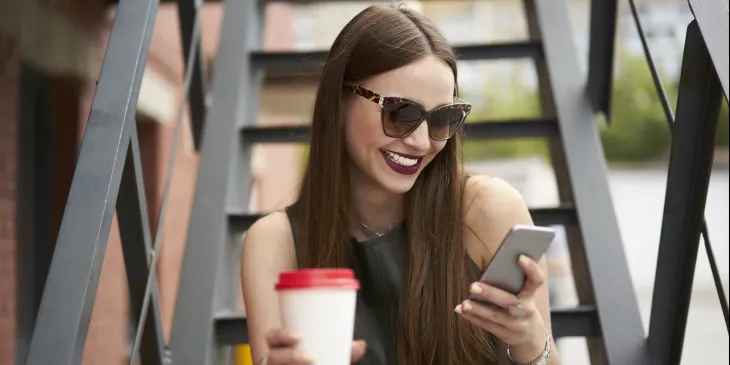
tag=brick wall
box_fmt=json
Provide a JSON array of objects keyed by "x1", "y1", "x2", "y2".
[{"x1": 0, "y1": 34, "x2": 18, "y2": 365}]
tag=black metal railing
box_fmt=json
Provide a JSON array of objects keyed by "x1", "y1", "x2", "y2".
[{"x1": 626, "y1": 0, "x2": 728, "y2": 363}]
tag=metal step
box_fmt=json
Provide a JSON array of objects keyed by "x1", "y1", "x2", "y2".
[
  {"x1": 215, "y1": 305, "x2": 598, "y2": 345},
  {"x1": 228, "y1": 205, "x2": 576, "y2": 233},
  {"x1": 251, "y1": 41, "x2": 542, "y2": 71},
  {"x1": 240, "y1": 118, "x2": 559, "y2": 144}
]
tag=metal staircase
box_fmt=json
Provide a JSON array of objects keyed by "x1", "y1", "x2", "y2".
[{"x1": 22, "y1": 0, "x2": 728, "y2": 365}]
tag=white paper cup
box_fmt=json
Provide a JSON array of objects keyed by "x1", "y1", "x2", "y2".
[{"x1": 276, "y1": 268, "x2": 360, "y2": 365}]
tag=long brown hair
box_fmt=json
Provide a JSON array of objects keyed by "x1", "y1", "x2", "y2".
[{"x1": 293, "y1": 5, "x2": 497, "y2": 364}]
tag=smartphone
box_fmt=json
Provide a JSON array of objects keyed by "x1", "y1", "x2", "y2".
[{"x1": 469, "y1": 225, "x2": 556, "y2": 305}]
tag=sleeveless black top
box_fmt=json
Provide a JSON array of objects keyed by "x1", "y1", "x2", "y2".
[{"x1": 285, "y1": 207, "x2": 485, "y2": 364}]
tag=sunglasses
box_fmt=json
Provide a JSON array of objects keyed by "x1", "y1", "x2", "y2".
[{"x1": 343, "y1": 84, "x2": 471, "y2": 141}]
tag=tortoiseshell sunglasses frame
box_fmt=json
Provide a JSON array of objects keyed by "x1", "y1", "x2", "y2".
[{"x1": 343, "y1": 84, "x2": 471, "y2": 141}]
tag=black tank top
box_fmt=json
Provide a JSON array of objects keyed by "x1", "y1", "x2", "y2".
[{"x1": 285, "y1": 207, "x2": 485, "y2": 364}]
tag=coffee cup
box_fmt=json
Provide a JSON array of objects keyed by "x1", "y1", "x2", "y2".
[{"x1": 275, "y1": 268, "x2": 360, "y2": 364}]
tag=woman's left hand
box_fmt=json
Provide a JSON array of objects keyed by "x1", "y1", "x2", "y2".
[{"x1": 455, "y1": 254, "x2": 547, "y2": 346}]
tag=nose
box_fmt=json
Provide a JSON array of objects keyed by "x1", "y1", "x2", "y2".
[{"x1": 401, "y1": 120, "x2": 431, "y2": 153}]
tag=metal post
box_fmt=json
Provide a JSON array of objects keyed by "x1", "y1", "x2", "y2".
[
  {"x1": 586, "y1": 0, "x2": 617, "y2": 119},
  {"x1": 168, "y1": 0, "x2": 259, "y2": 363},
  {"x1": 15, "y1": 63, "x2": 53, "y2": 365},
  {"x1": 647, "y1": 20, "x2": 723, "y2": 365},
  {"x1": 177, "y1": 0, "x2": 208, "y2": 149}
]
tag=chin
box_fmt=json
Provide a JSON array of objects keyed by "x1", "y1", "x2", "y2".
[{"x1": 378, "y1": 175, "x2": 419, "y2": 194}]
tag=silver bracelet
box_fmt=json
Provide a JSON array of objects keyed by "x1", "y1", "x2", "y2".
[{"x1": 506, "y1": 328, "x2": 551, "y2": 365}]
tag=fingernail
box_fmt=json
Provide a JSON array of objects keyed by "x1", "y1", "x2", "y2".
[
  {"x1": 289, "y1": 331, "x2": 301, "y2": 340},
  {"x1": 470, "y1": 283, "x2": 482, "y2": 294},
  {"x1": 509, "y1": 306, "x2": 527, "y2": 317},
  {"x1": 358, "y1": 340, "x2": 367, "y2": 350},
  {"x1": 462, "y1": 301, "x2": 473, "y2": 312},
  {"x1": 519, "y1": 255, "x2": 530, "y2": 265},
  {"x1": 454, "y1": 304, "x2": 463, "y2": 314}
]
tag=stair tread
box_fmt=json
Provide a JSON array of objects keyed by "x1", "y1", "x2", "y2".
[
  {"x1": 228, "y1": 204, "x2": 575, "y2": 217},
  {"x1": 251, "y1": 41, "x2": 542, "y2": 70},
  {"x1": 216, "y1": 305, "x2": 597, "y2": 320},
  {"x1": 214, "y1": 305, "x2": 598, "y2": 345},
  {"x1": 240, "y1": 118, "x2": 559, "y2": 144},
  {"x1": 228, "y1": 205, "x2": 576, "y2": 232}
]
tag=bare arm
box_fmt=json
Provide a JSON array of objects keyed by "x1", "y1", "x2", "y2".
[
  {"x1": 240, "y1": 212, "x2": 298, "y2": 363},
  {"x1": 463, "y1": 176, "x2": 561, "y2": 365}
]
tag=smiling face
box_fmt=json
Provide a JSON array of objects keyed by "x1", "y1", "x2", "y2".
[{"x1": 344, "y1": 55, "x2": 458, "y2": 194}]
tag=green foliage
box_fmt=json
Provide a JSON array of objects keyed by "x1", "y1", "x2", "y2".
[
  {"x1": 599, "y1": 55, "x2": 674, "y2": 162},
  {"x1": 461, "y1": 86, "x2": 549, "y2": 162},
  {"x1": 458, "y1": 54, "x2": 730, "y2": 163}
]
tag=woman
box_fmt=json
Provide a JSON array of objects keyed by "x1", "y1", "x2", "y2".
[{"x1": 241, "y1": 5, "x2": 561, "y2": 365}]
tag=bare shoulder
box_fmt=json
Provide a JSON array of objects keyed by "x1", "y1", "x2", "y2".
[
  {"x1": 244, "y1": 211, "x2": 295, "y2": 250},
  {"x1": 463, "y1": 175, "x2": 534, "y2": 268},
  {"x1": 241, "y1": 211, "x2": 297, "y2": 277},
  {"x1": 241, "y1": 211, "x2": 297, "y2": 360}
]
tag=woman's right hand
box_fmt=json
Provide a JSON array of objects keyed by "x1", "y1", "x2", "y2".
[{"x1": 264, "y1": 329, "x2": 367, "y2": 364}]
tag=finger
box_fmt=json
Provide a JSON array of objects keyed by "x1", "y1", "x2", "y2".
[
  {"x1": 460, "y1": 300, "x2": 533, "y2": 330},
  {"x1": 267, "y1": 348, "x2": 315, "y2": 365},
  {"x1": 456, "y1": 304, "x2": 511, "y2": 339},
  {"x1": 351, "y1": 340, "x2": 367, "y2": 362},
  {"x1": 469, "y1": 282, "x2": 520, "y2": 309},
  {"x1": 265, "y1": 329, "x2": 301, "y2": 348},
  {"x1": 518, "y1": 255, "x2": 546, "y2": 296}
]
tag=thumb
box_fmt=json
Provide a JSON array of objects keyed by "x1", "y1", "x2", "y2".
[{"x1": 350, "y1": 340, "x2": 367, "y2": 362}]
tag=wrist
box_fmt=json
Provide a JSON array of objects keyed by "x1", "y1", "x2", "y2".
[{"x1": 508, "y1": 332, "x2": 546, "y2": 363}]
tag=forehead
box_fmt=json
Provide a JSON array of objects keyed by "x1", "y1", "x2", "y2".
[{"x1": 363, "y1": 55, "x2": 456, "y2": 110}]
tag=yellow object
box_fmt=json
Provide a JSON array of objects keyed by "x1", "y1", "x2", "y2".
[{"x1": 236, "y1": 345, "x2": 253, "y2": 365}]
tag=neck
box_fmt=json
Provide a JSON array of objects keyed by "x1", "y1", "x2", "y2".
[{"x1": 349, "y1": 167, "x2": 404, "y2": 240}]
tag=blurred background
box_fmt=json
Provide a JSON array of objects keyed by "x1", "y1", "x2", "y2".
[{"x1": 0, "y1": 0, "x2": 727, "y2": 364}]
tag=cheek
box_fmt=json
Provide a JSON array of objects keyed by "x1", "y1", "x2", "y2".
[
  {"x1": 346, "y1": 107, "x2": 387, "y2": 154},
  {"x1": 430, "y1": 140, "x2": 448, "y2": 157}
]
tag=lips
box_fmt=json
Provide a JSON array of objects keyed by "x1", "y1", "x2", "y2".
[{"x1": 380, "y1": 149, "x2": 423, "y2": 175}]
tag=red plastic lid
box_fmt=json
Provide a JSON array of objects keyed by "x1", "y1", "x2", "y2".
[{"x1": 275, "y1": 269, "x2": 360, "y2": 291}]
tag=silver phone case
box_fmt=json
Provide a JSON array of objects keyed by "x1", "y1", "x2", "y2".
[{"x1": 469, "y1": 224, "x2": 556, "y2": 305}]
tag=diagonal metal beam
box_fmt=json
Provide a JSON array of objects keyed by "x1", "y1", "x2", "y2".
[
  {"x1": 117, "y1": 127, "x2": 166, "y2": 365},
  {"x1": 688, "y1": 0, "x2": 729, "y2": 101},
  {"x1": 177, "y1": 0, "x2": 208, "y2": 150},
  {"x1": 586, "y1": 0, "x2": 617, "y2": 119},
  {"x1": 522, "y1": 1, "x2": 610, "y2": 361},
  {"x1": 24, "y1": 0, "x2": 159, "y2": 364},
  {"x1": 647, "y1": 20, "x2": 724, "y2": 365},
  {"x1": 526, "y1": 0, "x2": 650, "y2": 364}
]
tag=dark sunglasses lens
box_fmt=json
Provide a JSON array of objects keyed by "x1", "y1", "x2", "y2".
[
  {"x1": 430, "y1": 107, "x2": 466, "y2": 139},
  {"x1": 382, "y1": 103, "x2": 423, "y2": 137}
]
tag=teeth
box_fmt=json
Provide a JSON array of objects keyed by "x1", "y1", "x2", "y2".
[{"x1": 385, "y1": 151, "x2": 418, "y2": 167}]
